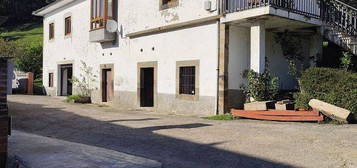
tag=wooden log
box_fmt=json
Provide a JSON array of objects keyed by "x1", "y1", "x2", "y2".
[
  {"x1": 232, "y1": 111, "x2": 323, "y2": 122},
  {"x1": 231, "y1": 109, "x2": 319, "y2": 116},
  {"x1": 308, "y1": 99, "x2": 351, "y2": 123}
]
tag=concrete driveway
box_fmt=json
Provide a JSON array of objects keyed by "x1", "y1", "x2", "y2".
[{"x1": 8, "y1": 95, "x2": 357, "y2": 168}]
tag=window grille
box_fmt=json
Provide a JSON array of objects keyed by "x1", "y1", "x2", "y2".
[{"x1": 179, "y1": 66, "x2": 195, "y2": 95}]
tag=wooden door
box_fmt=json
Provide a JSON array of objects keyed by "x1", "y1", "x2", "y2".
[
  {"x1": 106, "y1": 70, "x2": 113, "y2": 102},
  {"x1": 140, "y1": 68, "x2": 154, "y2": 107},
  {"x1": 60, "y1": 64, "x2": 73, "y2": 96},
  {"x1": 102, "y1": 69, "x2": 113, "y2": 102}
]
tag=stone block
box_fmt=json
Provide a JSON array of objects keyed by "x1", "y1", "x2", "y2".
[
  {"x1": 309, "y1": 99, "x2": 351, "y2": 122},
  {"x1": 275, "y1": 103, "x2": 295, "y2": 110},
  {"x1": 244, "y1": 101, "x2": 275, "y2": 111}
]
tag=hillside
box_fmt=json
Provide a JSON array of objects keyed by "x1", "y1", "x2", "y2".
[{"x1": 0, "y1": 23, "x2": 43, "y2": 45}]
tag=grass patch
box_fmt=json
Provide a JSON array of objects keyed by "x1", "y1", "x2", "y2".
[
  {"x1": 203, "y1": 114, "x2": 238, "y2": 120},
  {"x1": 0, "y1": 23, "x2": 43, "y2": 45},
  {"x1": 65, "y1": 95, "x2": 82, "y2": 103}
]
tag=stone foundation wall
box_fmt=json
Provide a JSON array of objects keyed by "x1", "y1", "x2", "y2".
[
  {"x1": 227, "y1": 89, "x2": 245, "y2": 110},
  {"x1": 0, "y1": 59, "x2": 9, "y2": 166},
  {"x1": 92, "y1": 91, "x2": 217, "y2": 116}
]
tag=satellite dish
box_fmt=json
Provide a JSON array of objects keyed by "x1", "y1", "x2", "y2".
[{"x1": 106, "y1": 19, "x2": 118, "y2": 33}]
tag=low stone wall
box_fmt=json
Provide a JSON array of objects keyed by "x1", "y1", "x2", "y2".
[{"x1": 0, "y1": 58, "x2": 9, "y2": 167}]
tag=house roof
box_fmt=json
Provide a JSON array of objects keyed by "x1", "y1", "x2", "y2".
[{"x1": 33, "y1": 0, "x2": 77, "y2": 16}]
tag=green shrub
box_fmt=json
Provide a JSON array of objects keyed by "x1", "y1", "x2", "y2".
[
  {"x1": 33, "y1": 78, "x2": 45, "y2": 95},
  {"x1": 293, "y1": 93, "x2": 312, "y2": 110},
  {"x1": 294, "y1": 67, "x2": 357, "y2": 120},
  {"x1": 65, "y1": 95, "x2": 82, "y2": 103},
  {"x1": 240, "y1": 70, "x2": 280, "y2": 102}
]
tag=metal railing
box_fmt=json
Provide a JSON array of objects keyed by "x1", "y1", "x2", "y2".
[
  {"x1": 223, "y1": 0, "x2": 357, "y2": 37},
  {"x1": 321, "y1": 0, "x2": 357, "y2": 36},
  {"x1": 224, "y1": 0, "x2": 321, "y2": 18}
]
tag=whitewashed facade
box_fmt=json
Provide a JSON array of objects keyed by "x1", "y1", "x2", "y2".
[{"x1": 34, "y1": 0, "x2": 323, "y2": 116}]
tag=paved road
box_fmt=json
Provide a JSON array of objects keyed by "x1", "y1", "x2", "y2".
[
  {"x1": 8, "y1": 95, "x2": 357, "y2": 168},
  {"x1": 9, "y1": 130, "x2": 161, "y2": 168}
]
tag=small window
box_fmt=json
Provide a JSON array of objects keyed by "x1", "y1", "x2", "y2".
[
  {"x1": 65, "y1": 16, "x2": 71, "y2": 36},
  {"x1": 49, "y1": 73, "x2": 54, "y2": 87},
  {"x1": 161, "y1": 0, "x2": 178, "y2": 10},
  {"x1": 49, "y1": 23, "x2": 55, "y2": 40},
  {"x1": 179, "y1": 66, "x2": 196, "y2": 95}
]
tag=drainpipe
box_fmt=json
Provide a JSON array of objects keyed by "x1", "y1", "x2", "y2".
[
  {"x1": 216, "y1": 22, "x2": 220, "y2": 115},
  {"x1": 216, "y1": 0, "x2": 223, "y2": 115}
]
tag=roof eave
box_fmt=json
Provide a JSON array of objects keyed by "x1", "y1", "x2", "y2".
[{"x1": 33, "y1": 0, "x2": 76, "y2": 17}]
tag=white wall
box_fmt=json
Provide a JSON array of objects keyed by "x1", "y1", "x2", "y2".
[
  {"x1": 122, "y1": 0, "x2": 218, "y2": 34},
  {"x1": 43, "y1": 0, "x2": 219, "y2": 100},
  {"x1": 228, "y1": 26, "x2": 250, "y2": 90},
  {"x1": 43, "y1": 0, "x2": 129, "y2": 95},
  {"x1": 266, "y1": 32, "x2": 318, "y2": 90},
  {"x1": 127, "y1": 23, "x2": 219, "y2": 96},
  {"x1": 228, "y1": 26, "x2": 321, "y2": 90}
]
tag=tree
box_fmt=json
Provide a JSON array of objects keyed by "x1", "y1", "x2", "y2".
[
  {"x1": 71, "y1": 61, "x2": 97, "y2": 97},
  {"x1": 0, "y1": 38, "x2": 16, "y2": 58},
  {"x1": 12, "y1": 43, "x2": 43, "y2": 78}
]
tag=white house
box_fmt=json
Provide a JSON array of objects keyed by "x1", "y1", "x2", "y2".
[{"x1": 33, "y1": 0, "x2": 356, "y2": 116}]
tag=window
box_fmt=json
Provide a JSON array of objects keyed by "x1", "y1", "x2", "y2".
[
  {"x1": 49, "y1": 73, "x2": 54, "y2": 87},
  {"x1": 90, "y1": 0, "x2": 117, "y2": 30},
  {"x1": 179, "y1": 66, "x2": 196, "y2": 95},
  {"x1": 161, "y1": 0, "x2": 178, "y2": 10},
  {"x1": 176, "y1": 60, "x2": 199, "y2": 100},
  {"x1": 65, "y1": 16, "x2": 71, "y2": 36},
  {"x1": 49, "y1": 23, "x2": 54, "y2": 40}
]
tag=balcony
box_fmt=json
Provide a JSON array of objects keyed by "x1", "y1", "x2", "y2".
[
  {"x1": 89, "y1": 0, "x2": 117, "y2": 43},
  {"x1": 89, "y1": 17, "x2": 116, "y2": 43},
  {"x1": 224, "y1": 0, "x2": 321, "y2": 17},
  {"x1": 222, "y1": 0, "x2": 322, "y2": 25}
]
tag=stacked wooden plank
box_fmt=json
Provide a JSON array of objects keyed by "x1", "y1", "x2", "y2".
[{"x1": 231, "y1": 109, "x2": 324, "y2": 122}]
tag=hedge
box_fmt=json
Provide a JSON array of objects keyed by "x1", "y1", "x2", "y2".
[{"x1": 294, "y1": 67, "x2": 357, "y2": 120}]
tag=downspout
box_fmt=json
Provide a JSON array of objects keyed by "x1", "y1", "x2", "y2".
[
  {"x1": 216, "y1": 0, "x2": 223, "y2": 115},
  {"x1": 216, "y1": 23, "x2": 220, "y2": 115}
]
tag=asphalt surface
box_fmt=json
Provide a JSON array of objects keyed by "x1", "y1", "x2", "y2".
[{"x1": 8, "y1": 95, "x2": 357, "y2": 168}]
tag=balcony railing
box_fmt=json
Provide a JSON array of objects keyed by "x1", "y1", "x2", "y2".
[
  {"x1": 90, "y1": 0, "x2": 116, "y2": 31},
  {"x1": 224, "y1": 0, "x2": 321, "y2": 18},
  {"x1": 321, "y1": 0, "x2": 357, "y2": 36},
  {"x1": 90, "y1": 16, "x2": 114, "y2": 31}
]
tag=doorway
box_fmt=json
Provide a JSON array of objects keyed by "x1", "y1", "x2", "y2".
[
  {"x1": 140, "y1": 67, "x2": 154, "y2": 107},
  {"x1": 102, "y1": 69, "x2": 113, "y2": 102},
  {"x1": 60, "y1": 64, "x2": 73, "y2": 96}
]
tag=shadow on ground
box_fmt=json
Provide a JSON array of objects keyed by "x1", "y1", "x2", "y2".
[{"x1": 8, "y1": 101, "x2": 295, "y2": 168}]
